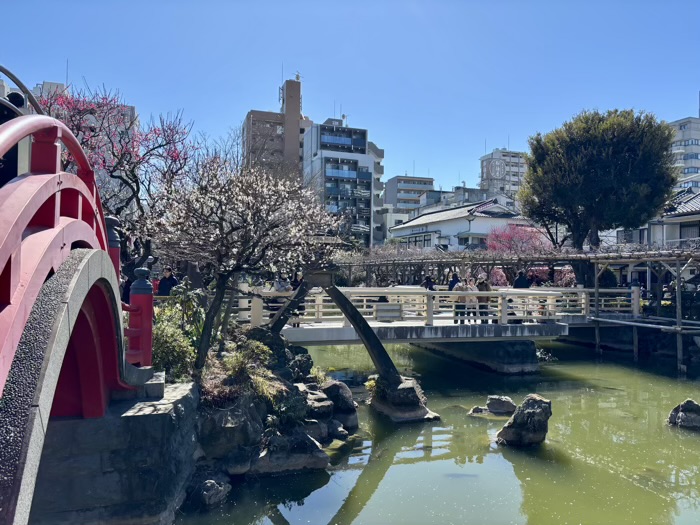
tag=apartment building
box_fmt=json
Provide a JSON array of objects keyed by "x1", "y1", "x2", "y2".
[
  {"x1": 479, "y1": 148, "x2": 527, "y2": 198},
  {"x1": 383, "y1": 174, "x2": 434, "y2": 212},
  {"x1": 670, "y1": 117, "x2": 700, "y2": 190},
  {"x1": 243, "y1": 78, "x2": 313, "y2": 173},
  {"x1": 303, "y1": 118, "x2": 384, "y2": 246}
]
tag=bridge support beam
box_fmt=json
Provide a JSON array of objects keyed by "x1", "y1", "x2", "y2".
[{"x1": 323, "y1": 285, "x2": 439, "y2": 423}]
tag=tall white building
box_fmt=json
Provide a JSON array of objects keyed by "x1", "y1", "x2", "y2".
[
  {"x1": 303, "y1": 118, "x2": 384, "y2": 246},
  {"x1": 670, "y1": 117, "x2": 700, "y2": 190},
  {"x1": 479, "y1": 148, "x2": 527, "y2": 198}
]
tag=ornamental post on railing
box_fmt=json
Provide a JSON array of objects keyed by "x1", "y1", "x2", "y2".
[
  {"x1": 250, "y1": 296, "x2": 263, "y2": 327},
  {"x1": 499, "y1": 293, "x2": 509, "y2": 324},
  {"x1": 425, "y1": 291, "x2": 434, "y2": 326},
  {"x1": 104, "y1": 216, "x2": 121, "y2": 278},
  {"x1": 128, "y1": 268, "x2": 154, "y2": 366},
  {"x1": 314, "y1": 294, "x2": 323, "y2": 322},
  {"x1": 631, "y1": 285, "x2": 641, "y2": 318},
  {"x1": 577, "y1": 284, "x2": 590, "y2": 316},
  {"x1": 547, "y1": 295, "x2": 557, "y2": 319}
]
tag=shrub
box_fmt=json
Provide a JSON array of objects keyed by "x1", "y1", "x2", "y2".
[
  {"x1": 201, "y1": 338, "x2": 307, "y2": 428},
  {"x1": 309, "y1": 366, "x2": 327, "y2": 384},
  {"x1": 152, "y1": 318, "x2": 195, "y2": 382}
]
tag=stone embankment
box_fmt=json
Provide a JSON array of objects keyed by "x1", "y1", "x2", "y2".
[
  {"x1": 31, "y1": 327, "x2": 360, "y2": 522},
  {"x1": 190, "y1": 327, "x2": 359, "y2": 508}
]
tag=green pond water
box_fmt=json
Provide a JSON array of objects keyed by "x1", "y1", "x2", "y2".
[{"x1": 176, "y1": 343, "x2": 700, "y2": 525}]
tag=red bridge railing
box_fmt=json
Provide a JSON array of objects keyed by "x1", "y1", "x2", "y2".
[{"x1": 0, "y1": 114, "x2": 153, "y2": 394}]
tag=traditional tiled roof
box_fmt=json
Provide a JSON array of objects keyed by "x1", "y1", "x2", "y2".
[
  {"x1": 663, "y1": 189, "x2": 700, "y2": 218},
  {"x1": 390, "y1": 200, "x2": 521, "y2": 231}
]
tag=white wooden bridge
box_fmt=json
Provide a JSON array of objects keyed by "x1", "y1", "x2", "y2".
[{"x1": 240, "y1": 286, "x2": 641, "y2": 346}]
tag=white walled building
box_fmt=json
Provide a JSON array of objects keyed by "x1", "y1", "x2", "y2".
[{"x1": 388, "y1": 199, "x2": 530, "y2": 252}]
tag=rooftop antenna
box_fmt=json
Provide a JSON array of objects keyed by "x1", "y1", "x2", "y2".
[
  {"x1": 281, "y1": 62, "x2": 284, "y2": 83},
  {"x1": 507, "y1": 135, "x2": 510, "y2": 150},
  {"x1": 484, "y1": 139, "x2": 487, "y2": 154},
  {"x1": 295, "y1": 71, "x2": 301, "y2": 81}
]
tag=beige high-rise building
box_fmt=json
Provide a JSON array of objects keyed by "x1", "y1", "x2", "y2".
[
  {"x1": 479, "y1": 148, "x2": 527, "y2": 198},
  {"x1": 243, "y1": 79, "x2": 313, "y2": 173}
]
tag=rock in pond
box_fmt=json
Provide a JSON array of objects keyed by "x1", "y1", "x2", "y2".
[
  {"x1": 197, "y1": 479, "x2": 231, "y2": 507},
  {"x1": 487, "y1": 395, "x2": 517, "y2": 415},
  {"x1": 321, "y1": 379, "x2": 356, "y2": 412},
  {"x1": 669, "y1": 399, "x2": 700, "y2": 430},
  {"x1": 249, "y1": 430, "x2": 330, "y2": 475},
  {"x1": 369, "y1": 375, "x2": 440, "y2": 423},
  {"x1": 496, "y1": 394, "x2": 552, "y2": 447}
]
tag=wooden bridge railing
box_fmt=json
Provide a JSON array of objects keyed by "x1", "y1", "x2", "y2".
[{"x1": 242, "y1": 286, "x2": 641, "y2": 328}]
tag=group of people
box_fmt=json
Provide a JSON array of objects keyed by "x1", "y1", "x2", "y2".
[{"x1": 446, "y1": 273, "x2": 495, "y2": 324}]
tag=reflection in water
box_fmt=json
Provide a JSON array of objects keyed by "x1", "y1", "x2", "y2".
[{"x1": 177, "y1": 343, "x2": 700, "y2": 525}]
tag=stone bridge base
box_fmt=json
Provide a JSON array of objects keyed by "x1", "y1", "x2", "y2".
[
  {"x1": 29, "y1": 383, "x2": 198, "y2": 525},
  {"x1": 416, "y1": 340, "x2": 539, "y2": 374}
]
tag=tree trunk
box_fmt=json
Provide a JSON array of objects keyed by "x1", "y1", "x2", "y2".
[
  {"x1": 217, "y1": 274, "x2": 239, "y2": 355},
  {"x1": 572, "y1": 261, "x2": 595, "y2": 288},
  {"x1": 195, "y1": 273, "x2": 229, "y2": 370}
]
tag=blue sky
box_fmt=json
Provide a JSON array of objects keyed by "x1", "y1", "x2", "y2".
[{"x1": 3, "y1": 1, "x2": 700, "y2": 189}]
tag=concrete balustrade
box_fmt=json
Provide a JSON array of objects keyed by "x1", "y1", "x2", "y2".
[{"x1": 242, "y1": 286, "x2": 637, "y2": 329}]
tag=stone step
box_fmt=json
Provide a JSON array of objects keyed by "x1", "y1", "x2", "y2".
[{"x1": 111, "y1": 371, "x2": 165, "y2": 401}]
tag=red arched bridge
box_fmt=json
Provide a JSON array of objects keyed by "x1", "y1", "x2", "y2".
[{"x1": 0, "y1": 107, "x2": 155, "y2": 523}]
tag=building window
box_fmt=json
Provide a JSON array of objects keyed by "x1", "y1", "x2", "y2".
[
  {"x1": 684, "y1": 167, "x2": 700, "y2": 175},
  {"x1": 394, "y1": 220, "x2": 404, "y2": 226},
  {"x1": 680, "y1": 124, "x2": 688, "y2": 131}
]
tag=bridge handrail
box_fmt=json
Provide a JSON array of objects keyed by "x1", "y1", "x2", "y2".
[{"x1": 0, "y1": 115, "x2": 94, "y2": 179}]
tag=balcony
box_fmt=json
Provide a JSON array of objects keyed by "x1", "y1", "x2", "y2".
[
  {"x1": 326, "y1": 187, "x2": 356, "y2": 198},
  {"x1": 352, "y1": 189, "x2": 371, "y2": 198},
  {"x1": 357, "y1": 172, "x2": 372, "y2": 181},
  {"x1": 321, "y1": 135, "x2": 352, "y2": 146},
  {"x1": 368, "y1": 141, "x2": 384, "y2": 159},
  {"x1": 351, "y1": 223, "x2": 370, "y2": 233},
  {"x1": 672, "y1": 146, "x2": 686, "y2": 154},
  {"x1": 397, "y1": 182, "x2": 432, "y2": 190},
  {"x1": 326, "y1": 169, "x2": 357, "y2": 179}
]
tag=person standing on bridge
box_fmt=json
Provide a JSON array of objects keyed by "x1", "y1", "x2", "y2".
[
  {"x1": 448, "y1": 273, "x2": 461, "y2": 291},
  {"x1": 476, "y1": 274, "x2": 494, "y2": 323},
  {"x1": 513, "y1": 270, "x2": 531, "y2": 289}
]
